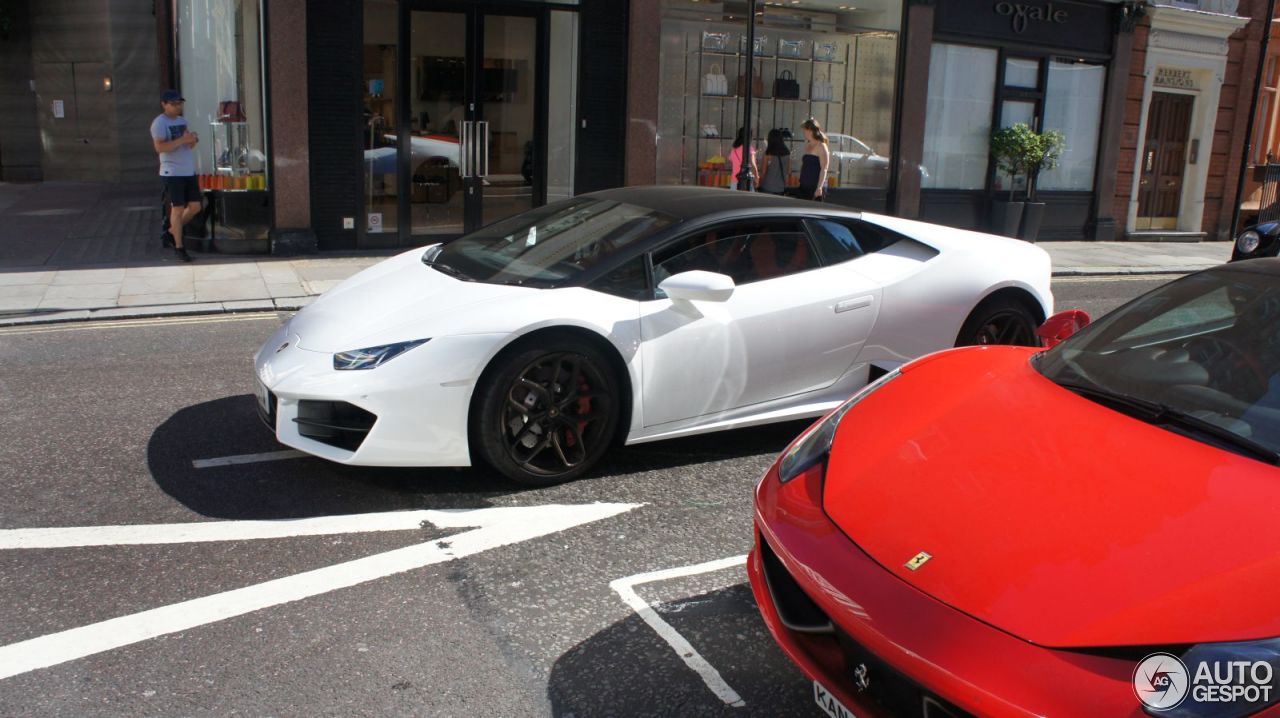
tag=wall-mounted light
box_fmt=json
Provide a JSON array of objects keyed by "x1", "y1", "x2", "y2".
[{"x1": 103, "y1": 76, "x2": 113, "y2": 92}]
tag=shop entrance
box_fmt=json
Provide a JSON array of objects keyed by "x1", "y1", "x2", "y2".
[
  {"x1": 360, "y1": 1, "x2": 576, "y2": 247},
  {"x1": 1136, "y1": 91, "x2": 1194, "y2": 231}
]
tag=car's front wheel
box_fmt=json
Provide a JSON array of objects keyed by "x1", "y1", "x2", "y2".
[
  {"x1": 473, "y1": 339, "x2": 619, "y2": 485},
  {"x1": 956, "y1": 296, "x2": 1039, "y2": 347}
]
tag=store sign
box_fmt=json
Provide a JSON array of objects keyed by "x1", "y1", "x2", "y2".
[
  {"x1": 935, "y1": 0, "x2": 1114, "y2": 56},
  {"x1": 1155, "y1": 68, "x2": 1199, "y2": 91},
  {"x1": 994, "y1": 2, "x2": 1068, "y2": 34}
]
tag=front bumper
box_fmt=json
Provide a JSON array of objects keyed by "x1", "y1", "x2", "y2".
[
  {"x1": 252, "y1": 322, "x2": 509, "y2": 467},
  {"x1": 749, "y1": 461, "x2": 1145, "y2": 718}
]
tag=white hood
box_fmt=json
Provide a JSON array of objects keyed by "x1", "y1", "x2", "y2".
[{"x1": 289, "y1": 248, "x2": 533, "y2": 352}]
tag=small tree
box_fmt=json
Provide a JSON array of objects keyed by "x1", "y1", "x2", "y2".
[
  {"x1": 990, "y1": 124, "x2": 1034, "y2": 201},
  {"x1": 1023, "y1": 129, "x2": 1065, "y2": 203}
]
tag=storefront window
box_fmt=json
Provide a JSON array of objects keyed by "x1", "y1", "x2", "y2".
[
  {"x1": 176, "y1": 0, "x2": 267, "y2": 190},
  {"x1": 656, "y1": 0, "x2": 901, "y2": 192},
  {"x1": 1040, "y1": 60, "x2": 1105, "y2": 191},
  {"x1": 921, "y1": 43, "x2": 997, "y2": 190}
]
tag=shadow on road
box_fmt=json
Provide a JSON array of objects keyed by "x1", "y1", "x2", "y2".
[
  {"x1": 146, "y1": 395, "x2": 513, "y2": 520},
  {"x1": 146, "y1": 393, "x2": 814, "y2": 520},
  {"x1": 547, "y1": 584, "x2": 812, "y2": 717}
]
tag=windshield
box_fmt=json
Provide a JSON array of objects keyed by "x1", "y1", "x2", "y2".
[
  {"x1": 427, "y1": 198, "x2": 674, "y2": 287},
  {"x1": 1035, "y1": 267, "x2": 1280, "y2": 460}
]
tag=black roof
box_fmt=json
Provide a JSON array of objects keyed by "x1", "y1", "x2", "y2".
[{"x1": 584, "y1": 185, "x2": 841, "y2": 222}]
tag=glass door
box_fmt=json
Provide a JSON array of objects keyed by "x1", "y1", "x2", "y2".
[{"x1": 408, "y1": 6, "x2": 544, "y2": 239}]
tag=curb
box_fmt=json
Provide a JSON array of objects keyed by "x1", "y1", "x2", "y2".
[
  {"x1": 0, "y1": 269, "x2": 1213, "y2": 328},
  {"x1": 0, "y1": 296, "x2": 316, "y2": 329}
]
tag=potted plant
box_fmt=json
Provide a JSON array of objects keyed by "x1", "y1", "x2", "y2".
[
  {"x1": 1018, "y1": 128, "x2": 1065, "y2": 242},
  {"x1": 989, "y1": 124, "x2": 1032, "y2": 238}
]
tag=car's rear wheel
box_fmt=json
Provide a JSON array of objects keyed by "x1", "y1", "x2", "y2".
[
  {"x1": 473, "y1": 340, "x2": 619, "y2": 485},
  {"x1": 956, "y1": 296, "x2": 1039, "y2": 347}
]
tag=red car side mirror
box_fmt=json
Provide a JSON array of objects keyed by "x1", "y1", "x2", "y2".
[{"x1": 1037, "y1": 309, "x2": 1091, "y2": 349}]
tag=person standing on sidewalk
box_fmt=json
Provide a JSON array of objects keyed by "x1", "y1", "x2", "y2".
[{"x1": 151, "y1": 89, "x2": 198, "y2": 262}]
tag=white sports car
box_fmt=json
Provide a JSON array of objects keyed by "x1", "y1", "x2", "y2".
[{"x1": 253, "y1": 186, "x2": 1052, "y2": 484}]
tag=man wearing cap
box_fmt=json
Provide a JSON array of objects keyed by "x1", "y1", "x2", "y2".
[{"x1": 151, "y1": 89, "x2": 199, "y2": 262}]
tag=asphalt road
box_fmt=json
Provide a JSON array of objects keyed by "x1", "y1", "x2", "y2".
[{"x1": 0, "y1": 275, "x2": 1175, "y2": 717}]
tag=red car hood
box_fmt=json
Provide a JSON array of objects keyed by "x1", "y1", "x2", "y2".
[{"x1": 823, "y1": 346, "x2": 1280, "y2": 648}]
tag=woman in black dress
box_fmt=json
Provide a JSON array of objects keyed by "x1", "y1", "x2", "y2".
[{"x1": 798, "y1": 118, "x2": 830, "y2": 201}]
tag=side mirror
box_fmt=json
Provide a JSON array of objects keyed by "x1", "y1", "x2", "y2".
[
  {"x1": 658, "y1": 270, "x2": 735, "y2": 303},
  {"x1": 1037, "y1": 309, "x2": 1091, "y2": 349}
]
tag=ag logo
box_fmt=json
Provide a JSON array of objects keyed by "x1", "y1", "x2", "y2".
[{"x1": 1134, "y1": 652, "x2": 1190, "y2": 711}]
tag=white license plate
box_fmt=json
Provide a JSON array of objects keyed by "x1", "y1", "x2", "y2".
[
  {"x1": 814, "y1": 680, "x2": 859, "y2": 718},
  {"x1": 254, "y1": 376, "x2": 270, "y2": 415}
]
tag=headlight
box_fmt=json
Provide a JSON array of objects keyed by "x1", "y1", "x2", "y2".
[
  {"x1": 777, "y1": 368, "x2": 901, "y2": 483},
  {"x1": 333, "y1": 339, "x2": 429, "y2": 370},
  {"x1": 1141, "y1": 638, "x2": 1280, "y2": 717},
  {"x1": 1236, "y1": 230, "x2": 1261, "y2": 255}
]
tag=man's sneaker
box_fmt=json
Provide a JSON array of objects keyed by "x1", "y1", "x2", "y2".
[
  {"x1": 176, "y1": 247, "x2": 192, "y2": 263},
  {"x1": 161, "y1": 231, "x2": 175, "y2": 249}
]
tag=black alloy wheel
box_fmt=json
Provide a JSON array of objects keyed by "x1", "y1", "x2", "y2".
[
  {"x1": 474, "y1": 340, "x2": 619, "y2": 485},
  {"x1": 956, "y1": 297, "x2": 1040, "y2": 347}
]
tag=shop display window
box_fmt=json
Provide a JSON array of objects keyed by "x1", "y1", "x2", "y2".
[
  {"x1": 176, "y1": 0, "x2": 268, "y2": 192},
  {"x1": 657, "y1": 0, "x2": 902, "y2": 192}
]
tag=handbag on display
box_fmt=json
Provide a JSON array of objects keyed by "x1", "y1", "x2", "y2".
[
  {"x1": 812, "y1": 71, "x2": 833, "y2": 102},
  {"x1": 701, "y1": 124, "x2": 720, "y2": 138},
  {"x1": 218, "y1": 101, "x2": 246, "y2": 122},
  {"x1": 740, "y1": 34, "x2": 769, "y2": 56},
  {"x1": 737, "y1": 63, "x2": 765, "y2": 98},
  {"x1": 773, "y1": 70, "x2": 800, "y2": 99},
  {"x1": 702, "y1": 31, "x2": 729, "y2": 52},
  {"x1": 814, "y1": 42, "x2": 837, "y2": 62},
  {"x1": 703, "y1": 63, "x2": 728, "y2": 96},
  {"x1": 778, "y1": 38, "x2": 806, "y2": 59}
]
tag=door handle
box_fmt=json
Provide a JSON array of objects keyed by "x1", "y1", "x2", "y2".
[
  {"x1": 835, "y1": 296, "x2": 874, "y2": 314},
  {"x1": 460, "y1": 121, "x2": 471, "y2": 178},
  {"x1": 1145, "y1": 150, "x2": 1155, "y2": 173},
  {"x1": 478, "y1": 120, "x2": 490, "y2": 178}
]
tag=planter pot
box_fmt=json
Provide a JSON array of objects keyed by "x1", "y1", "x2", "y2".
[
  {"x1": 990, "y1": 200, "x2": 1025, "y2": 238},
  {"x1": 1020, "y1": 202, "x2": 1046, "y2": 242}
]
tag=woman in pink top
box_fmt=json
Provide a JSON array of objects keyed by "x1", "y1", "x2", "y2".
[{"x1": 729, "y1": 126, "x2": 758, "y2": 191}]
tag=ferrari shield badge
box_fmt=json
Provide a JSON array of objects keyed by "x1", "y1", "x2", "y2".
[{"x1": 905, "y1": 551, "x2": 932, "y2": 571}]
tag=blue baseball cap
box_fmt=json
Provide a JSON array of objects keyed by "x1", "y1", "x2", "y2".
[{"x1": 160, "y1": 89, "x2": 185, "y2": 103}]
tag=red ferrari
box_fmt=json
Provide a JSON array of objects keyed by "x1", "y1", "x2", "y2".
[{"x1": 750, "y1": 259, "x2": 1280, "y2": 718}]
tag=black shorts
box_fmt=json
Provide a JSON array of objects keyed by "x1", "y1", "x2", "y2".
[{"x1": 162, "y1": 175, "x2": 202, "y2": 206}]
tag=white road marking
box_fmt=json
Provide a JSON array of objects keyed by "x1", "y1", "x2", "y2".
[
  {"x1": 191, "y1": 449, "x2": 307, "y2": 469},
  {"x1": 0, "y1": 502, "x2": 640, "y2": 681},
  {"x1": 610, "y1": 555, "x2": 749, "y2": 708},
  {"x1": 2, "y1": 509, "x2": 437, "y2": 549}
]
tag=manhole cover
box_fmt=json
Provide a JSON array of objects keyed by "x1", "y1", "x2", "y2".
[{"x1": 18, "y1": 208, "x2": 82, "y2": 217}]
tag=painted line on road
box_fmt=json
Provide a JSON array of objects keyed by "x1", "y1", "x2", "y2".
[
  {"x1": 0, "y1": 502, "x2": 641, "y2": 680},
  {"x1": 610, "y1": 555, "x2": 748, "y2": 708},
  {"x1": 0, "y1": 509, "x2": 441, "y2": 549},
  {"x1": 192, "y1": 449, "x2": 308, "y2": 469},
  {"x1": 0, "y1": 313, "x2": 279, "y2": 336}
]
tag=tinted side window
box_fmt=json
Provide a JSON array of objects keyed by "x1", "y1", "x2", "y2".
[
  {"x1": 589, "y1": 256, "x2": 649, "y2": 301},
  {"x1": 653, "y1": 221, "x2": 819, "y2": 288},
  {"x1": 805, "y1": 219, "x2": 901, "y2": 265}
]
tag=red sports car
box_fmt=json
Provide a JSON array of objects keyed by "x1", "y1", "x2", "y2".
[{"x1": 750, "y1": 259, "x2": 1280, "y2": 718}]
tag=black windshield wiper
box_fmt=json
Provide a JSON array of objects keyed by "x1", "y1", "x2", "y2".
[
  {"x1": 421, "y1": 259, "x2": 471, "y2": 281},
  {"x1": 1056, "y1": 381, "x2": 1279, "y2": 465},
  {"x1": 1154, "y1": 407, "x2": 1280, "y2": 466}
]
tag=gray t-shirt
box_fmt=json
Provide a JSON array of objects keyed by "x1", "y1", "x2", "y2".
[{"x1": 150, "y1": 114, "x2": 196, "y2": 177}]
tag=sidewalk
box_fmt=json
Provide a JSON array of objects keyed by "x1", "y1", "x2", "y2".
[{"x1": 0, "y1": 181, "x2": 1236, "y2": 328}]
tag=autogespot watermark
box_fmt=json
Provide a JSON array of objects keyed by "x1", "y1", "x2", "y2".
[{"x1": 1134, "y1": 651, "x2": 1275, "y2": 712}]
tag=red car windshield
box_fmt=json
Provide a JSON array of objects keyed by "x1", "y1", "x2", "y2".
[{"x1": 1035, "y1": 265, "x2": 1280, "y2": 462}]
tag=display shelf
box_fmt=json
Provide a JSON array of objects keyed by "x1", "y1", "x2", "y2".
[{"x1": 682, "y1": 31, "x2": 854, "y2": 187}]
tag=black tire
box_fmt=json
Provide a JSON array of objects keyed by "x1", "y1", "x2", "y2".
[
  {"x1": 472, "y1": 339, "x2": 619, "y2": 486},
  {"x1": 955, "y1": 296, "x2": 1039, "y2": 347}
]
